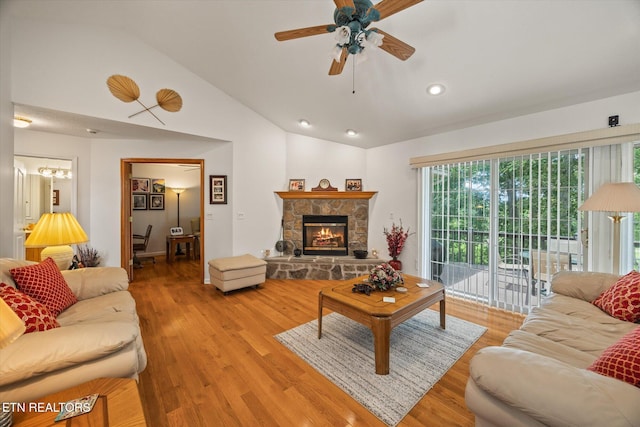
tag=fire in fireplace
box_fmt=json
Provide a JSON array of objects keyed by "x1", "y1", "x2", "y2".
[{"x1": 302, "y1": 215, "x2": 348, "y2": 256}]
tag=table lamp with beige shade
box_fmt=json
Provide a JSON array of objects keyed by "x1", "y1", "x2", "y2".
[
  {"x1": 24, "y1": 212, "x2": 88, "y2": 270},
  {"x1": 0, "y1": 298, "x2": 26, "y2": 427},
  {"x1": 579, "y1": 182, "x2": 640, "y2": 275}
]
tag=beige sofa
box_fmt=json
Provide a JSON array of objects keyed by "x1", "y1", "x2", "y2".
[
  {"x1": 465, "y1": 271, "x2": 640, "y2": 426},
  {"x1": 0, "y1": 258, "x2": 147, "y2": 402}
]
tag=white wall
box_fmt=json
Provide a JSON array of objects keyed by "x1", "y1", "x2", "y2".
[
  {"x1": 367, "y1": 91, "x2": 640, "y2": 276},
  {"x1": 8, "y1": 17, "x2": 287, "y2": 272},
  {"x1": 0, "y1": 1, "x2": 15, "y2": 258},
  {"x1": 286, "y1": 133, "x2": 368, "y2": 191}
]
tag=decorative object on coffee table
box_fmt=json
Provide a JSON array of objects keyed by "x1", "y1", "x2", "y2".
[
  {"x1": 368, "y1": 262, "x2": 403, "y2": 291},
  {"x1": 384, "y1": 219, "x2": 413, "y2": 271}
]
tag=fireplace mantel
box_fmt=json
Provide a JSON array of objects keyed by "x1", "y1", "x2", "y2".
[{"x1": 275, "y1": 191, "x2": 376, "y2": 200}]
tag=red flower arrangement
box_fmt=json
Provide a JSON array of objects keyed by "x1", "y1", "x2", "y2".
[{"x1": 383, "y1": 220, "x2": 413, "y2": 259}]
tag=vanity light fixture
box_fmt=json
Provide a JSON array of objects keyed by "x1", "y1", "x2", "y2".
[
  {"x1": 298, "y1": 119, "x2": 311, "y2": 127},
  {"x1": 426, "y1": 83, "x2": 446, "y2": 96},
  {"x1": 346, "y1": 129, "x2": 358, "y2": 137},
  {"x1": 13, "y1": 117, "x2": 32, "y2": 128}
]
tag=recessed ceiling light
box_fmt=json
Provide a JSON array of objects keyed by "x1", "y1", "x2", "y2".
[
  {"x1": 298, "y1": 119, "x2": 311, "y2": 127},
  {"x1": 346, "y1": 129, "x2": 358, "y2": 137},
  {"x1": 13, "y1": 117, "x2": 32, "y2": 128},
  {"x1": 426, "y1": 84, "x2": 446, "y2": 96}
]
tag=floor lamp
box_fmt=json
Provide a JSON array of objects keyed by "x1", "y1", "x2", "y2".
[
  {"x1": 579, "y1": 182, "x2": 640, "y2": 274},
  {"x1": 171, "y1": 188, "x2": 186, "y2": 255}
]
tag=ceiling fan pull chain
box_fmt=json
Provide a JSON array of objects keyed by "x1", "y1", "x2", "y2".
[{"x1": 352, "y1": 58, "x2": 356, "y2": 94}]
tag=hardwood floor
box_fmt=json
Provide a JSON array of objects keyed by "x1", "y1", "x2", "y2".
[{"x1": 130, "y1": 258, "x2": 524, "y2": 427}]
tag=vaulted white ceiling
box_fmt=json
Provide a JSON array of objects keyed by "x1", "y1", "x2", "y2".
[{"x1": 8, "y1": 0, "x2": 640, "y2": 148}]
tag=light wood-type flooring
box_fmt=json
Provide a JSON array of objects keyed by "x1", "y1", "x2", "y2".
[{"x1": 130, "y1": 258, "x2": 524, "y2": 426}]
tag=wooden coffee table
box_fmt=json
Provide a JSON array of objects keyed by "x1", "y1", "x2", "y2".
[
  {"x1": 12, "y1": 377, "x2": 147, "y2": 426},
  {"x1": 318, "y1": 274, "x2": 445, "y2": 375}
]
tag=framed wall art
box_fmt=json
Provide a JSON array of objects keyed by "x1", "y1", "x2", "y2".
[
  {"x1": 132, "y1": 178, "x2": 150, "y2": 193},
  {"x1": 149, "y1": 194, "x2": 164, "y2": 210},
  {"x1": 133, "y1": 194, "x2": 147, "y2": 210},
  {"x1": 151, "y1": 178, "x2": 166, "y2": 194},
  {"x1": 345, "y1": 179, "x2": 362, "y2": 191},
  {"x1": 289, "y1": 179, "x2": 305, "y2": 192},
  {"x1": 52, "y1": 189, "x2": 60, "y2": 206},
  {"x1": 210, "y1": 175, "x2": 228, "y2": 204}
]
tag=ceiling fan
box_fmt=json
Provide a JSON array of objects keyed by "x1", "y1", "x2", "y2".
[{"x1": 274, "y1": 0, "x2": 423, "y2": 76}]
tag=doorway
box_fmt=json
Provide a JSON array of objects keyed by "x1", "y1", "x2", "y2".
[{"x1": 121, "y1": 158, "x2": 205, "y2": 282}]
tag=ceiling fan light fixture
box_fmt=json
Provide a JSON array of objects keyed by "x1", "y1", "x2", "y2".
[
  {"x1": 427, "y1": 84, "x2": 446, "y2": 96},
  {"x1": 13, "y1": 117, "x2": 32, "y2": 128},
  {"x1": 346, "y1": 129, "x2": 358, "y2": 137}
]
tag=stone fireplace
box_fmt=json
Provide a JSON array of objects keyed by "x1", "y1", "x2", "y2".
[
  {"x1": 268, "y1": 191, "x2": 378, "y2": 280},
  {"x1": 277, "y1": 192, "x2": 376, "y2": 256}
]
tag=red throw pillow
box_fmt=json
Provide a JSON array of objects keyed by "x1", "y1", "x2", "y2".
[
  {"x1": 592, "y1": 271, "x2": 640, "y2": 323},
  {"x1": 10, "y1": 257, "x2": 77, "y2": 317},
  {"x1": 0, "y1": 283, "x2": 59, "y2": 333},
  {"x1": 587, "y1": 327, "x2": 640, "y2": 387}
]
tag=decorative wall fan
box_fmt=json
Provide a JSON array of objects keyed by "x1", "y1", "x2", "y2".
[
  {"x1": 275, "y1": 0, "x2": 423, "y2": 75},
  {"x1": 107, "y1": 75, "x2": 182, "y2": 125}
]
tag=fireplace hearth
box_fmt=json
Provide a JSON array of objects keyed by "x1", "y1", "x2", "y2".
[{"x1": 303, "y1": 215, "x2": 348, "y2": 256}]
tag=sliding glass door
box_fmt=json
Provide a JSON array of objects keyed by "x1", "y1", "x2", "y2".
[{"x1": 426, "y1": 149, "x2": 586, "y2": 312}]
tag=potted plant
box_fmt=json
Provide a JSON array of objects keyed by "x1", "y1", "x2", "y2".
[{"x1": 383, "y1": 220, "x2": 413, "y2": 271}]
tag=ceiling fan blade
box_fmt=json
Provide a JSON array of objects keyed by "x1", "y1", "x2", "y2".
[
  {"x1": 329, "y1": 47, "x2": 348, "y2": 75},
  {"x1": 334, "y1": 0, "x2": 355, "y2": 9},
  {"x1": 368, "y1": 0, "x2": 423, "y2": 21},
  {"x1": 275, "y1": 24, "x2": 333, "y2": 41},
  {"x1": 370, "y1": 29, "x2": 415, "y2": 60},
  {"x1": 334, "y1": 0, "x2": 356, "y2": 15}
]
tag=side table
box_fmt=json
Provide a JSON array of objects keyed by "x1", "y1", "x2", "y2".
[
  {"x1": 12, "y1": 377, "x2": 147, "y2": 427},
  {"x1": 165, "y1": 234, "x2": 196, "y2": 263}
]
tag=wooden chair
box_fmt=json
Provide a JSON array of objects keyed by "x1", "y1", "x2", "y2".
[{"x1": 133, "y1": 224, "x2": 154, "y2": 268}]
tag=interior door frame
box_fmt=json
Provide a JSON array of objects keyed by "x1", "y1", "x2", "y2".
[{"x1": 120, "y1": 158, "x2": 205, "y2": 282}]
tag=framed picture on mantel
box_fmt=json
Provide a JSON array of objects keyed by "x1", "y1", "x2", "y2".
[
  {"x1": 345, "y1": 179, "x2": 362, "y2": 191},
  {"x1": 289, "y1": 179, "x2": 305, "y2": 192}
]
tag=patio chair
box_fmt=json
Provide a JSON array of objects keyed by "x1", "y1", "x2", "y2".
[
  {"x1": 529, "y1": 249, "x2": 571, "y2": 295},
  {"x1": 495, "y1": 252, "x2": 531, "y2": 304}
]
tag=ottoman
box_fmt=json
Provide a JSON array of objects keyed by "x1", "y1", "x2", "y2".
[{"x1": 208, "y1": 254, "x2": 267, "y2": 294}]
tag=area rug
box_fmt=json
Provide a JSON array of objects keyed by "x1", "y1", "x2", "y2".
[{"x1": 275, "y1": 310, "x2": 486, "y2": 426}]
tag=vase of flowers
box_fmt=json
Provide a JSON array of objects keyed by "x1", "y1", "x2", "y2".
[
  {"x1": 383, "y1": 220, "x2": 413, "y2": 271},
  {"x1": 368, "y1": 262, "x2": 404, "y2": 291}
]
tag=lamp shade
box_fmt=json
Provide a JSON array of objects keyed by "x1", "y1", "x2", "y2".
[
  {"x1": 24, "y1": 213, "x2": 88, "y2": 248},
  {"x1": 171, "y1": 188, "x2": 186, "y2": 195},
  {"x1": 578, "y1": 182, "x2": 640, "y2": 213},
  {"x1": 0, "y1": 298, "x2": 25, "y2": 349}
]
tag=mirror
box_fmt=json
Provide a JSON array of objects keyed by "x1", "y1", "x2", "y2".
[{"x1": 14, "y1": 155, "x2": 75, "y2": 226}]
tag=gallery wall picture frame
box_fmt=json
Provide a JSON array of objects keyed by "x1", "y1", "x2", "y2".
[
  {"x1": 152, "y1": 178, "x2": 166, "y2": 194},
  {"x1": 52, "y1": 189, "x2": 60, "y2": 205},
  {"x1": 345, "y1": 179, "x2": 362, "y2": 191},
  {"x1": 289, "y1": 179, "x2": 305, "y2": 192},
  {"x1": 133, "y1": 194, "x2": 147, "y2": 210},
  {"x1": 210, "y1": 175, "x2": 228, "y2": 204},
  {"x1": 149, "y1": 194, "x2": 164, "y2": 210},
  {"x1": 132, "y1": 178, "x2": 150, "y2": 193}
]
